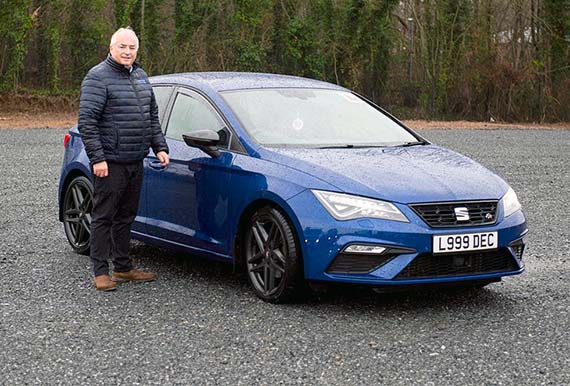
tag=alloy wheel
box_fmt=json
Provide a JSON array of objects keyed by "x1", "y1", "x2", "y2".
[
  {"x1": 244, "y1": 207, "x2": 302, "y2": 302},
  {"x1": 63, "y1": 176, "x2": 93, "y2": 255}
]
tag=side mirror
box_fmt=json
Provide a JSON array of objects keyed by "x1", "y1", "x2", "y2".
[{"x1": 182, "y1": 130, "x2": 221, "y2": 157}]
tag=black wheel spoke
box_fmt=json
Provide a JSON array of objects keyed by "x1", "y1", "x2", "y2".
[
  {"x1": 251, "y1": 223, "x2": 265, "y2": 250},
  {"x1": 71, "y1": 186, "x2": 81, "y2": 209},
  {"x1": 271, "y1": 231, "x2": 283, "y2": 249},
  {"x1": 263, "y1": 265, "x2": 270, "y2": 293},
  {"x1": 268, "y1": 224, "x2": 277, "y2": 247},
  {"x1": 76, "y1": 222, "x2": 85, "y2": 244},
  {"x1": 65, "y1": 209, "x2": 80, "y2": 216},
  {"x1": 270, "y1": 259, "x2": 285, "y2": 274},
  {"x1": 69, "y1": 222, "x2": 78, "y2": 239},
  {"x1": 273, "y1": 249, "x2": 286, "y2": 265},
  {"x1": 81, "y1": 219, "x2": 91, "y2": 235},
  {"x1": 66, "y1": 217, "x2": 81, "y2": 224},
  {"x1": 81, "y1": 194, "x2": 92, "y2": 211},
  {"x1": 267, "y1": 265, "x2": 276, "y2": 292},
  {"x1": 255, "y1": 221, "x2": 269, "y2": 243},
  {"x1": 75, "y1": 186, "x2": 85, "y2": 207},
  {"x1": 250, "y1": 261, "x2": 265, "y2": 272},
  {"x1": 248, "y1": 251, "x2": 264, "y2": 264}
]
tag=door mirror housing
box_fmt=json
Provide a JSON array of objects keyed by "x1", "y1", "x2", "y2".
[{"x1": 182, "y1": 130, "x2": 221, "y2": 157}]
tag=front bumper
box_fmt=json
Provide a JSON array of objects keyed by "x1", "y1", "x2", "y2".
[{"x1": 287, "y1": 190, "x2": 527, "y2": 286}]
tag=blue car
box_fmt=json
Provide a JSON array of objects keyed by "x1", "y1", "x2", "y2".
[{"x1": 59, "y1": 72, "x2": 527, "y2": 302}]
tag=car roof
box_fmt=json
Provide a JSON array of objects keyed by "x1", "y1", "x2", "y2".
[{"x1": 149, "y1": 72, "x2": 346, "y2": 92}]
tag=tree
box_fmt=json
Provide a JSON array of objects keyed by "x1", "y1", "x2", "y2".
[{"x1": 0, "y1": 0, "x2": 33, "y2": 90}]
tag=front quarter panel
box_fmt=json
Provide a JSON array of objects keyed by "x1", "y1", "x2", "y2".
[{"x1": 226, "y1": 153, "x2": 338, "y2": 254}]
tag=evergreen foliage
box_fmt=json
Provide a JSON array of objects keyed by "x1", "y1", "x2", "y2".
[
  {"x1": 0, "y1": 0, "x2": 33, "y2": 90},
  {"x1": 1, "y1": 0, "x2": 569, "y2": 121}
]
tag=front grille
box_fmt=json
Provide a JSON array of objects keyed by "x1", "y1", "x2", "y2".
[
  {"x1": 327, "y1": 253, "x2": 394, "y2": 274},
  {"x1": 410, "y1": 201, "x2": 498, "y2": 228},
  {"x1": 395, "y1": 249, "x2": 518, "y2": 279}
]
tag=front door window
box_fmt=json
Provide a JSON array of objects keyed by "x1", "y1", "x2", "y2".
[{"x1": 166, "y1": 92, "x2": 229, "y2": 148}]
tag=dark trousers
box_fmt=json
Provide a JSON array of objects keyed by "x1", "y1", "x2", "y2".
[{"x1": 90, "y1": 161, "x2": 144, "y2": 276}]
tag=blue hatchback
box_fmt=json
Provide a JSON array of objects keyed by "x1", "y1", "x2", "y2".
[{"x1": 59, "y1": 72, "x2": 527, "y2": 302}]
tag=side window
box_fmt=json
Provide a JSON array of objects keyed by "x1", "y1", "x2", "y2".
[
  {"x1": 152, "y1": 86, "x2": 172, "y2": 129},
  {"x1": 166, "y1": 92, "x2": 229, "y2": 148}
]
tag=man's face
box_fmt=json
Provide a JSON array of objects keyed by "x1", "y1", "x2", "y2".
[{"x1": 109, "y1": 31, "x2": 138, "y2": 68}]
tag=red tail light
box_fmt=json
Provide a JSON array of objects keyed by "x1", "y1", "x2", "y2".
[{"x1": 63, "y1": 133, "x2": 71, "y2": 148}]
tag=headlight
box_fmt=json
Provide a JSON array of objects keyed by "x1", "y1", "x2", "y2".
[
  {"x1": 502, "y1": 187, "x2": 522, "y2": 217},
  {"x1": 312, "y1": 190, "x2": 409, "y2": 222}
]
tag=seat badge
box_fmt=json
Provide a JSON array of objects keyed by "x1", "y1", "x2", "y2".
[{"x1": 454, "y1": 207, "x2": 470, "y2": 221}]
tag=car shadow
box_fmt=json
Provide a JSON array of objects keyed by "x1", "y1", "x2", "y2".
[
  {"x1": 129, "y1": 241, "x2": 515, "y2": 313},
  {"x1": 303, "y1": 281, "x2": 508, "y2": 310},
  {"x1": 129, "y1": 240, "x2": 245, "y2": 288}
]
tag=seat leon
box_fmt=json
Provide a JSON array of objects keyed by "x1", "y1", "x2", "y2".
[{"x1": 59, "y1": 72, "x2": 527, "y2": 302}]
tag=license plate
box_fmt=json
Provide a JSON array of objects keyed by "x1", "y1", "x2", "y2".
[{"x1": 433, "y1": 232, "x2": 498, "y2": 254}]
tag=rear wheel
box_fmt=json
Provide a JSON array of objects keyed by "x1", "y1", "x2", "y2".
[
  {"x1": 63, "y1": 176, "x2": 93, "y2": 255},
  {"x1": 243, "y1": 206, "x2": 303, "y2": 303}
]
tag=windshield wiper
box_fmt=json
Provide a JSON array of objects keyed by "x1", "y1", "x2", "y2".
[
  {"x1": 400, "y1": 140, "x2": 427, "y2": 147},
  {"x1": 316, "y1": 144, "x2": 355, "y2": 149},
  {"x1": 316, "y1": 144, "x2": 391, "y2": 149}
]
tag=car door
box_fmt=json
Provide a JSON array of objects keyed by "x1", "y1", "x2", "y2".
[
  {"x1": 144, "y1": 87, "x2": 236, "y2": 256},
  {"x1": 135, "y1": 84, "x2": 173, "y2": 234}
]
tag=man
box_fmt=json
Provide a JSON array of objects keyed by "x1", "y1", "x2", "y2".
[{"x1": 78, "y1": 27, "x2": 170, "y2": 291}]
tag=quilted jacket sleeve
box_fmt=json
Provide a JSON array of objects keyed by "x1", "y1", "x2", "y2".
[
  {"x1": 78, "y1": 71, "x2": 107, "y2": 164},
  {"x1": 149, "y1": 90, "x2": 169, "y2": 155}
]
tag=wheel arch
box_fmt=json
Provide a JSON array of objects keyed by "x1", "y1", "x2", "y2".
[{"x1": 233, "y1": 197, "x2": 305, "y2": 275}]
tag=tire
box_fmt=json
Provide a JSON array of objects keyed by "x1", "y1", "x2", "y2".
[
  {"x1": 243, "y1": 206, "x2": 303, "y2": 303},
  {"x1": 62, "y1": 176, "x2": 93, "y2": 255}
]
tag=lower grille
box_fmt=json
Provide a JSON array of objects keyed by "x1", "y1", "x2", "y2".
[
  {"x1": 395, "y1": 249, "x2": 518, "y2": 279},
  {"x1": 327, "y1": 253, "x2": 394, "y2": 274}
]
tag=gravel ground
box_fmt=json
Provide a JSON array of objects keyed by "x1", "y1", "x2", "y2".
[{"x1": 0, "y1": 128, "x2": 569, "y2": 385}]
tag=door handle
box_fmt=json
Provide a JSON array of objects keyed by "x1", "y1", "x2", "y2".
[{"x1": 149, "y1": 160, "x2": 166, "y2": 170}]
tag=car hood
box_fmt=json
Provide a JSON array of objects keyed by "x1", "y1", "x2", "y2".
[{"x1": 262, "y1": 145, "x2": 509, "y2": 203}]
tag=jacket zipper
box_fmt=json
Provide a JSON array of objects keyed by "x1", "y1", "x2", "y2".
[{"x1": 129, "y1": 72, "x2": 147, "y2": 146}]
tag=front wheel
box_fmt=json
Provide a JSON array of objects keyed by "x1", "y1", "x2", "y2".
[
  {"x1": 243, "y1": 206, "x2": 304, "y2": 303},
  {"x1": 62, "y1": 176, "x2": 93, "y2": 255}
]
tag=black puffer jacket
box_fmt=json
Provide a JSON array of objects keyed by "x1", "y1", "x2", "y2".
[{"x1": 78, "y1": 54, "x2": 168, "y2": 164}]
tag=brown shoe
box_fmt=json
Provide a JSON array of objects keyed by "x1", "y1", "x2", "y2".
[
  {"x1": 111, "y1": 269, "x2": 156, "y2": 283},
  {"x1": 94, "y1": 275, "x2": 117, "y2": 291}
]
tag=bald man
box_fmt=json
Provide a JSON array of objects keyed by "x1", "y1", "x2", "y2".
[{"x1": 78, "y1": 28, "x2": 169, "y2": 291}]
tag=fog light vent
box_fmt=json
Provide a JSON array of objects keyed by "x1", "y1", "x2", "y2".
[
  {"x1": 327, "y1": 253, "x2": 394, "y2": 274},
  {"x1": 511, "y1": 244, "x2": 525, "y2": 260},
  {"x1": 327, "y1": 245, "x2": 416, "y2": 274},
  {"x1": 508, "y1": 238, "x2": 525, "y2": 261}
]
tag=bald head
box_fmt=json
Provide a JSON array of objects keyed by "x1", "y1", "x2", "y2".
[{"x1": 109, "y1": 28, "x2": 139, "y2": 68}]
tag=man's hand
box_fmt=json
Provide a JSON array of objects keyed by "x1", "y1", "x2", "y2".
[
  {"x1": 93, "y1": 161, "x2": 108, "y2": 177},
  {"x1": 156, "y1": 151, "x2": 170, "y2": 167}
]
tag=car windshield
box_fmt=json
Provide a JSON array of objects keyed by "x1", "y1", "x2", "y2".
[{"x1": 220, "y1": 88, "x2": 418, "y2": 147}]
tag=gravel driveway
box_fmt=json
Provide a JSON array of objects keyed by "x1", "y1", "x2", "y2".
[{"x1": 0, "y1": 128, "x2": 568, "y2": 385}]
